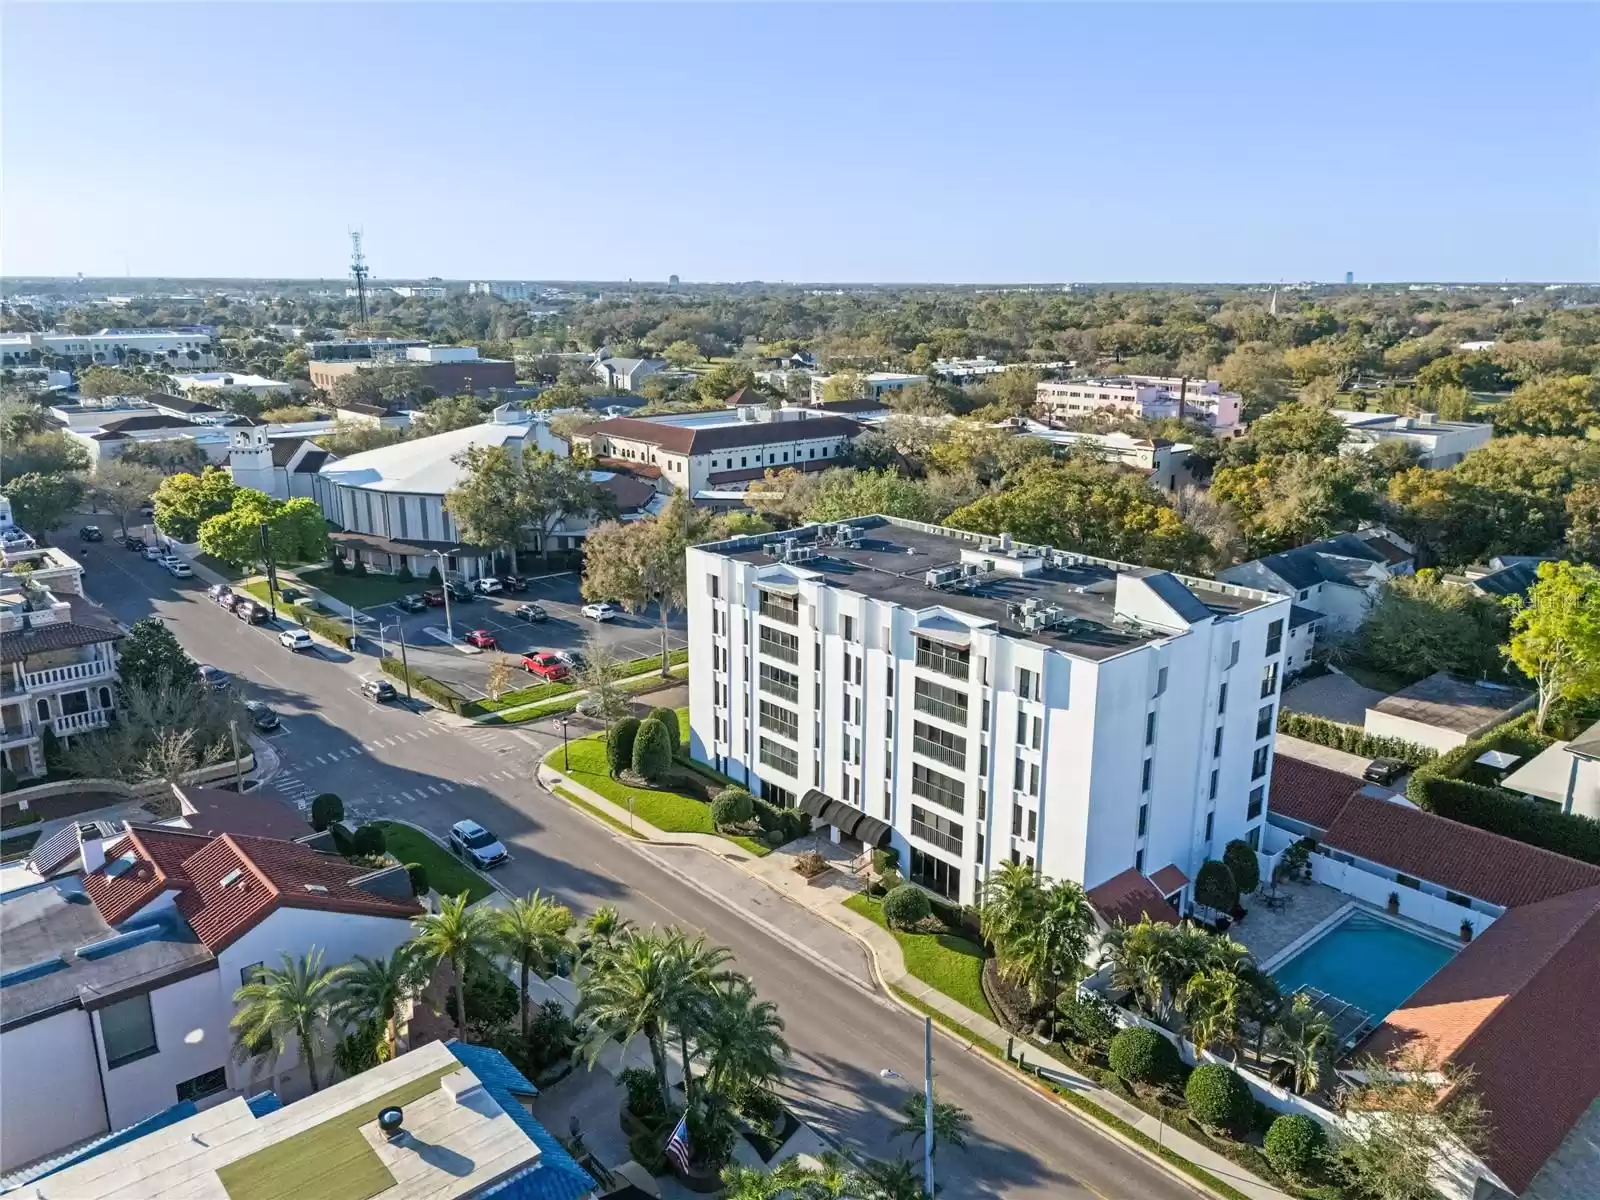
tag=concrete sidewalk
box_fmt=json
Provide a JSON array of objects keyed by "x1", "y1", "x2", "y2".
[{"x1": 539, "y1": 763, "x2": 1291, "y2": 1200}]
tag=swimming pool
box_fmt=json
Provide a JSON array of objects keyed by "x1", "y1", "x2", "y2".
[{"x1": 1269, "y1": 910, "x2": 1458, "y2": 1020}]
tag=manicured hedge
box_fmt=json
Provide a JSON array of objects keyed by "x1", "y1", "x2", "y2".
[
  {"x1": 1277, "y1": 710, "x2": 1436, "y2": 767},
  {"x1": 607, "y1": 718, "x2": 641, "y2": 776},
  {"x1": 882, "y1": 883, "x2": 931, "y2": 928},
  {"x1": 378, "y1": 655, "x2": 467, "y2": 714},
  {"x1": 1185, "y1": 1064, "x2": 1252, "y2": 1135},
  {"x1": 1108, "y1": 1026, "x2": 1179, "y2": 1087},
  {"x1": 1406, "y1": 715, "x2": 1600, "y2": 863},
  {"x1": 1263, "y1": 1114, "x2": 1326, "y2": 1180}
]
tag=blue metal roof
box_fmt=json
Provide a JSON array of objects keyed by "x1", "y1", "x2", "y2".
[
  {"x1": 0, "y1": 1101, "x2": 198, "y2": 1193},
  {"x1": 446, "y1": 1041, "x2": 596, "y2": 1200},
  {"x1": 245, "y1": 1091, "x2": 284, "y2": 1118}
]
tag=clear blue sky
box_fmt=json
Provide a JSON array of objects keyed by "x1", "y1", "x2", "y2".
[{"x1": 4, "y1": 3, "x2": 1595, "y2": 282}]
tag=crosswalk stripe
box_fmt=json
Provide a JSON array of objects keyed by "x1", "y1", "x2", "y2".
[{"x1": 427, "y1": 784, "x2": 443, "y2": 795}]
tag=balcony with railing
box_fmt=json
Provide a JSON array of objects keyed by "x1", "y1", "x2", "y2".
[
  {"x1": 51, "y1": 708, "x2": 113, "y2": 736},
  {"x1": 910, "y1": 807, "x2": 964, "y2": 856},
  {"x1": 758, "y1": 625, "x2": 800, "y2": 665},
  {"x1": 23, "y1": 657, "x2": 115, "y2": 692},
  {"x1": 757, "y1": 591, "x2": 800, "y2": 626}
]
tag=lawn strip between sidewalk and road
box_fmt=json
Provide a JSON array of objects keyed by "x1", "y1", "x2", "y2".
[
  {"x1": 844, "y1": 893, "x2": 997, "y2": 1024},
  {"x1": 553, "y1": 786, "x2": 648, "y2": 840}
]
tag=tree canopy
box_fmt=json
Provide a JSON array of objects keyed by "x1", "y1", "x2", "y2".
[{"x1": 152, "y1": 466, "x2": 239, "y2": 542}]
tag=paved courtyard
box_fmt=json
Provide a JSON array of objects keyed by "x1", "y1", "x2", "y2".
[
  {"x1": 1280, "y1": 671, "x2": 1389, "y2": 726},
  {"x1": 1231, "y1": 879, "x2": 1351, "y2": 966}
]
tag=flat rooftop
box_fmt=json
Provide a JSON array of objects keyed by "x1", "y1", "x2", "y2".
[
  {"x1": 0, "y1": 878, "x2": 214, "y2": 1032},
  {"x1": 713, "y1": 516, "x2": 1276, "y2": 662},
  {"x1": 1369, "y1": 671, "x2": 1533, "y2": 735},
  {"x1": 9, "y1": 1041, "x2": 580, "y2": 1200}
]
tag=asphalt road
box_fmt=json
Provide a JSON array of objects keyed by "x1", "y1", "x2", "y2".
[{"x1": 75, "y1": 533, "x2": 1201, "y2": 1200}]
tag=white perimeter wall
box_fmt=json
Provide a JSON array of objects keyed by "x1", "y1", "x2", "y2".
[{"x1": 0, "y1": 1008, "x2": 107, "y2": 1173}]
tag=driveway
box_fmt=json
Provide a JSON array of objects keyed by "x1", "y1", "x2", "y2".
[{"x1": 1281, "y1": 671, "x2": 1388, "y2": 726}]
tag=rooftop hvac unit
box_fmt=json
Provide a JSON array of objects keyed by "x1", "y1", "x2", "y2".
[
  {"x1": 925, "y1": 566, "x2": 962, "y2": 588},
  {"x1": 789, "y1": 545, "x2": 816, "y2": 563}
]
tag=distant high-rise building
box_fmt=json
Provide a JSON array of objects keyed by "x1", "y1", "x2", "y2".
[
  {"x1": 1345, "y1": 271, "x2": 1354, "y2": 285},
  {"x1": 670, "y1": 274, "x2": 681, "y2": 285}
]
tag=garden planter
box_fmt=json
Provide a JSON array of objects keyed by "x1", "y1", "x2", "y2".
[{"x1": 802, "y1": 868, "x2": 833, "y2": 887}]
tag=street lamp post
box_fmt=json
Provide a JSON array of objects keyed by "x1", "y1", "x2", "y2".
[
  {"x1": 428, "y1": 548, "x2": 463, "y2": 641},
  {"x1": 559, "y1": 715, "x2": 570, "y2": 772},
  {"x1": 880, "y1": 1015, "x2": 936, "y2": 1198}
]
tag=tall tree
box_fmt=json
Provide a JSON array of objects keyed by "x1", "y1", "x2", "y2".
[
  {"x1": 1, "y1": 430, "x2": 89, "y2": 484},
  {"x1": 411, "y1": 893, "x2": 494, "y2": 1035},
  {"x1": 522, "y1": 450, "x2": 618, "y2": 565},
  {"x1": 1360, "y1": 572, "x2": 1509, "y2": 680},
  {"x1": 1492, "y1": 374, "x2": 1600, "y2": 438},
  {"x1": 116, "y1": 617, "x2": 197, "y2": 690},
  {"x1": 1212, "y1": 454, "x2": 1376, "y2": 557},
  {"x1": 1505, "y1": 561, "x2": 1600, "y2": 731},
  {"x1": 582, "y1": 493, "x2": 700, "y2": 675},
  {"x1": 447, "y1": 444, "x2": 525, "y2": 569},
  {"x1": 895, "y1": 1089, "x2": 971, "y2": 1161},
  {"x1": 492, "y1": 891, "x2": 573, "y2": 1037},
  {"x1": 329, "y1": 945, "x2": 424, "y2": 1063},
  {"x1": 231, "y1": 950, "x2": 339, "y2": 1092},
  {"x1": 411, "y1": 393, "x2": 485, "y2": 437},
  {"x1": 90, "y1": 460, "x2": 165, "y2": 536},
  {"x1": 152, "y1": 466, "x2": 239, "y2": 542},
  {"x1": 121, "y1": 437, "x2": 208, "y2": 476},
  {"x1": 2, "y1": 472, "x2": 85, "y2": 538},
  {"x1": 576, "y1": 929, "x2": 697, "y2": 1112}
]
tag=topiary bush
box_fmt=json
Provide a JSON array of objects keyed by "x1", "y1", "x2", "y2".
[
  {"x1": 427, "y1": 564, "x2": 442, "y2": 584},
  {"x1": 1195, "y1": 859, "x2": 1240, "y2": 914},
  {"x1": 348, "y1": 823, "x2": 387, "y2": 858},
  {"x1": 352, "y1": 558, "x2": 368, "y2": 577},
  {"x1": 606, "y1": 717, "x2": 641, "y2": 777},
  {"x1": 1263, "y1": 1113, "x2": 1326, "y2": 1180},
  {"x1": 645, "y1": 706, "x2": 680, "y2": 756},
  {"x1": 1223, "y1": 839, "x2": 1261, "y2": 895},
  {"x1": 882, "y1": 883, "x2": 931, "y2": 929},
  {"x1": 1185, "y1": 1063, "x2": 1253, "y2": 1135},
  {"x1": 396, "y1": 562, "x2": 413, "y2": 582},
  {"x1": 405, "y1": 862, "x2": 429, "y2": 897},
  {"x1": 1107, "y1": 1026, "x2": 1180, "y2": 1088},
  {"x1": 310, "y1": 793, "x2": 344, "y2": 832},
  {"x1": 711, "y1": 788, "x2": 754, "y2": 827},
  {"x1": 631, "y1": 718, "x2": 672, "y2": 782}
]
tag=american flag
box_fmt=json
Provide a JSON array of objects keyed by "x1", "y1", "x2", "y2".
[{"x1": 664, "y1": 1113, "x2": 692, "y2": 1173}]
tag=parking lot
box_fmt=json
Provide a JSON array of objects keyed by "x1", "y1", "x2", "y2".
[{"x1": 357, "y1": 571, "x2": 687, "y2": 700}]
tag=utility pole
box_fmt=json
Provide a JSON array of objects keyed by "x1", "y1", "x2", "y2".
[
  {"x1": 257, "y1": 521, "x2": 278, "y2": 620},
  {"x1": 229, "y1": 719, "x2": 243, "y2": 792},
  {"x1": 923, "y1": 1016, "x2": 935, "y2": 1200},
  {"x1": 397, "y1": 622, "x2": 413, "y2": 702}
]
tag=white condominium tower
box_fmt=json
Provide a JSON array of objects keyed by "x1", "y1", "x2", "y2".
[{"x1": 687, "y1": 517, "x2": 1289, "y2": 909}]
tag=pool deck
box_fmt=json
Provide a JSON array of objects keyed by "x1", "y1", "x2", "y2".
[{"x1": 1232, "y1": 880, "x2": 1351, "y2": 964}]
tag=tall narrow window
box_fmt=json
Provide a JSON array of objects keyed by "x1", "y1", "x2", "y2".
[
  {"x1": 1145, "y1": 712, "x2": 1156, "y2": 746},
  {"x1": 1141, "y1": 758, "x2": 1153, "y2": 792}
]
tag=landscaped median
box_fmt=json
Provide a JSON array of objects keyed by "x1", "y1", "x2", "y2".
[
  {"x1": 843, "y1": 893, "x2": 997, "y2": 1023},
  {"x1": 465, "y1": 646, "x2": 690, "y2": 721}
]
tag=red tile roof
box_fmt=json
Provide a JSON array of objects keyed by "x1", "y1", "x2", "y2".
[
  {"x1": 1362, "y1": 885, "x2": 1600, "y2": 1194},
  {"x1": 175, "y1": 785, "x2": 312, "y2": 841},
  {"x1": 82, "y1": 826, "x2": 212, "y2": 926},
  {"x1": 1322, "y1": 791, "x2": 1600, "y2": 909},
  {"x1": 1087, "y1": 868, "x2": 1179, "y2": 927},
  {"x1": 176, "y1": 834, "x2": 421, "y2": 952},
  {"x1": 1148, "y1": 864, "x2": 1189, "y2": 897},
  {"x1": 1268, "y1": 755, "x2": 1364, "y2": 832}
]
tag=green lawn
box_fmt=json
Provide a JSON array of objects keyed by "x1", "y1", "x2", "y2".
[
  {"x1": 0, "y1": 829, "x2": 41, "y2": 861},
  {"x1": 465, "y1": 649, "x2": 689, "y2": 717},
  {"x1": 555, "y1": 786, "x2": 646, "y2": 840},
  {"x1": 373, "y1": 821, "x2": 493, "y2": 904},
  {"x1": 545, "y1": 718, "x2": 767, "y2": 857},
  {"x1": 217, "y1": 1066, "x2": 455, "y2": 1200},
  {"x1": 844, "y1": 894, "x2": 997, "y2": 1024},
  {"x1": 295, "y1": 567, "x2": 421, "y2": 610}
]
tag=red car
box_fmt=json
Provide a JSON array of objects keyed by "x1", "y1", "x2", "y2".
[
  {"x1": 520, "y1": 652, "x2": 569, "y2": 680},
  {"x1": 422, "y1": 588, "x2": 447, "y2": 607},
  {"x1": 465, "y1": 629, "x2": 498, "y2": 649}
]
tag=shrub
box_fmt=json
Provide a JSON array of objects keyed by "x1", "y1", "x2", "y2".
[
  {"x1": 352, "y1": 558, "x2": 368, "y2": 577},
  {"x1": 882, "y1": 883, "x2": 931, "y2": 928},
  {"x1": 305, "y1": 611, "x2": 357, "y2": 648},
  {"x1": 1194, "y1": 859, "x2": 1240, "y2": 914},
  {"x1": 631, "y1": 718, "x2": 672, "y2": 782},
  {"x1": 710, "y1": 788, "x2": 754, "y2": 827},
  {"x1": 1056, "y1": 992, "x2": 1118, "y2": 1051},
  {"x1": 1108, "y1": 1026, "x2": 1179, "y2": 1087},
  {"x1": 606, "y1": 717, "x2": 640, "y2": 776},
  {"x1": 763, "y1": 829, "x2": 787, "y2": 848},
  {"x1": 310, "y1": 793, "x2": 344, "y2": 832},
  {"x1": 1185, "y1": 1063, "x2": 1253, "y2": 1135},
  {"x1": 1222, "y1": 839, "x2": 1261, "y2": 895},
  {"x1": 619, "y1": 1066, "x2": 666, "y2": 1125},
  {"x1": 872, "y1": 846, "x2": 901, "y2": 875},
  {"x1": 329, "y1": 821, "x2": 354, "y2": 856},
  {"x1": 396, "y1": 562, "x2": 413, "y2": 582},
  {"x1": 405, "y1": 861, "x2": 429, "y2": 897},
  {"x1": 330, "y1": 554, "x2": 348, "y2": 574},
  {"x1": 348, "y1": 823, "x2": 387, "y2": 857},
  {"x1": 1263, "y1": 1113, "x2": 1326, "y2": 1180},
  {"x1": 627, "y1": 1128, "x2": 666, "y2": 1175},
  {"x1": 645, "y1": 706, "x2": 680, "y2": 755},
  {"x1": 1276, "y1": 710, "x2": 1436, "y2": 766},
  {"x1": 427, "y1": 564, "x2": 442, "y2": 584}
]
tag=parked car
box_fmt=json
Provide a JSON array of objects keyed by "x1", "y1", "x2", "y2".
[
  {"x1": 500, "y1": 575, "x2": 528, "y2": 592},
  {"x1": 360, "y1": 677, "x2": 398, "y2": 703},
  {"x1": 196, "y1": 665, "x2": 231, "y2": 692},
  {"x1": 513, "y1": 602, "x2": 548, "y2": 623},
  {"x1": 78, "y1": 525, "x2": 103, "y2": 542},
  {"x1": 1364, "y1": 757, "x2": 1408, "y2": 786},
  {"x1": 207, "y1": 583, "x2": 232, "y2": 602},
  {"x1": 235, "y1": 600, "x2": 268, "y2": 624},
  {"x1": 244, "y1": 700, "x2": 280, "y2": 731},
  {"x1": 449, "y1": 819, "x2": 508, "y2": 869},
  {"x1": 445, "y1": 581, "x2": 474, "y2": 602},
  {"x1": 396, "y1": 593, "x2": 428, "y2": 613},
  {"x1": 464, "y1": 629, "x2": 498, "y2": 649},
  {"x1": 166, "y1": 560, "x2": 193, "y2": 578},
  {"x1": 581, "y1": 601, "x2": 618, "y2": 622},
  {"x1": 142, "y1": 545, "x2": 165, "y2": 561},
  {"x1": 123, "y1": 536, "x2": 147, "y2": 552},
  {"x1": 473, "y1": 577, "x2": 503, "y2": 595},
  {"x1": 421, "y1": 588, "x2": 447, "y2": 607},
  {"x1": 217, "y1": 592, "x2": 241, "y2": 613},
  {"x1": 520, "y1": 651, "x2": 569, "y2": 681},
  {"x1": 279, "y1": 628, "x2": 314, "y2": 652},
  {"x1": 554, "y1": 649, "x2": 587, "y2": 672}
]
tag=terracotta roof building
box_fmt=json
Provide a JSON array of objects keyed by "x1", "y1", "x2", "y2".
[{"x1": 1087, "y1": 867, "x2": 1179, "y2": 927}]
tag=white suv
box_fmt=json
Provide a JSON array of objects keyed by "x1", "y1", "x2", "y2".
[
  {"x1": 581, "y1": 602, "x2": 617, "y2": 622},
  {"x1": 474, "y1": 577, "x2": 503, "y2": 595},
  {"x1": 279, "y1": 628, "x2": 314, "y2": 651}
]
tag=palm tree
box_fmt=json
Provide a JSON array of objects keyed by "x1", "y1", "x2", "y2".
[
  {"x1": 1100, "y1": 919, "x2": 1167, "y2": 1018},
  {"x1": 231, "y1": 949, "x2": 339, "y2": 1092},
  {"x1": 978, "y1": 861, "x2": 1042, "y2": 954},
  {"x1": 492, "y1": 891, "x2": 573, "y2": 1037},
  {"x1": 577, "y1": 929, "x2": 691, "y2": 1112},
  {"x1": 855, "y1": 1157, "x2": 930, "y2": 1200},
  {"x1": 660, "y1": 929, "x2": 735, "y2": 1106},
  {"x1": 1271, "y1": 993, "x2": 1335, "y2": 1095},
  {"x1": 896, "y1": 1089, "x2": 970, "y2": 1161},
  {"x1": 412, "y1": 893, "x2": 494, "y2": 1035},
  {"x1": 330, "y1": 945, "x2": 424, "y2": 1063},
  {"x1": 696, "y1": 975, "x2": 790, "y2": 1108},
  {"x1": 579, "y1": 905, "x2": 631, "y2": 964},
  {"x1": 1180, "y1": 967, "x2": 1243, "y2": 1058}
]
